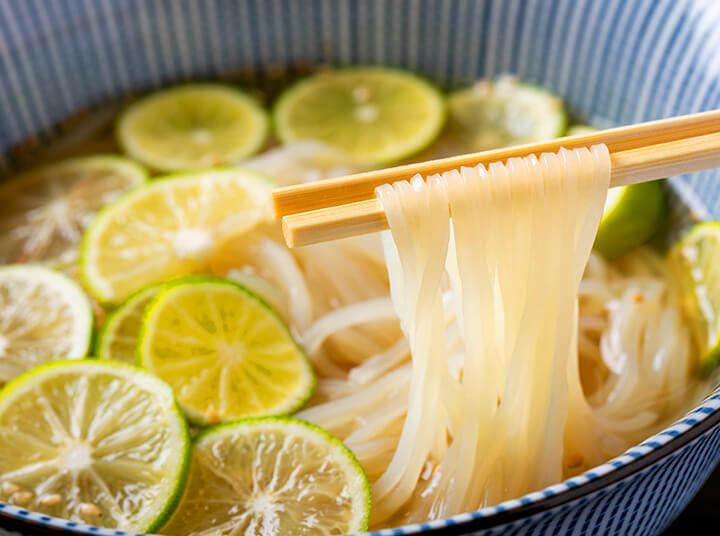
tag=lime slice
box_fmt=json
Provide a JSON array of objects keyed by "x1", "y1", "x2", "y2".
[
  {"x1": 670, "y1": 222, "x2": 720, "y2": 373},
  {"x1": 593, "y1": 181, "x2": 665, "y2": 259},
  {"x1": 117, "y1": 84, "x2": 269, "y2": 172},
  {"x1": 0, "y1": 265, "x2": 92, "y2": 385},
  {"x1": 96, "y1": 283, "x2": 164, "y2": 364},
  {"x1": 0, "y1": 156, "x2": 147, "y2": 267},
  {"x1": 446, "y1": 76, "x2": 566, "y2": 152},
  {"x1": 80, "y1": 168, "x2": 273, "y2": 304},
  {"x1": 162, "y1": 417, "x2": 370, "y2": 535},
  {"x1": 0, "y1": 360, "x2": 189, "y2": 532},
  {"x1": 139, "y1": 277, "x2": 315, "y2": 425},
  {"x1": 273, "y1": 67, "x2": 446, "y2": 165}
]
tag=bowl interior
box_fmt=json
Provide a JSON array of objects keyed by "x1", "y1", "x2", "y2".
[{"x1": 1, "y1": 0, "x2": 720, "y2": 535}]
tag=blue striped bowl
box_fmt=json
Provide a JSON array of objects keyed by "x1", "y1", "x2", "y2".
[{"x1": 1, "y1": 1, "x2": 720, "y2": 535}]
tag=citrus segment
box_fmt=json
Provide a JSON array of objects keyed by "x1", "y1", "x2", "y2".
[
  {"x1": 117, "y1": 84, "x2": 269, "y2": 172},
  {"x1": 139, "y1": 277, "x2": 315, "y2": 425},
  {"x1": 0, "y1": 360, "x2": 189, "y2": 533},
  {"x1": 162, "y1": 417, "x2": 370, "y2": 535},
  {"x1": 671, "y1": 222, "x2": 720, "y2": 373},
  {"x1": 96, "y1": 283, "x2": 164, "y2": 364},
  {"x1": 0, "y1": 265, "x2": 92, "y2": 385},
  {"x1": 274, "y1": 67, "x2": 445, "y2": 165},
  {"x1": 446, "y1": 76, "x2": 566, "y2": 152},
  {"x1": 80, "y1": 169, "x2": 273, "y2": 304},
  {"x1": 0, "y1": 156, "x2": 147, "y2": 267}
]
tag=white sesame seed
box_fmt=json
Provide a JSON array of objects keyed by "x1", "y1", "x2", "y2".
[
  {"x1": 79, "y1": 502, "x2": 102, "y2": 517},
  {"x1": 205, "y1": 405, "x2": 221, "y2": 424},
  {"x1": 12, "y1": 491, "x2": 33, "y2": 506},
  {"x1": 1, "y1": 483, "x2": 20, "y2": 496},
  {"x1": 38, "y1": 494, "x2": 62, "y2": 507}
]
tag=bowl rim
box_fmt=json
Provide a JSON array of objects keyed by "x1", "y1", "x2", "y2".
[
  {"x1": 0, "y1": 388, "x2": 718, "y2": 536},
  {"x1": 1, "y1": 107, "x2": 719, "y2": 536},
  {"x1": 363, "y1": 388, "x2": 720, "y2": 535}
]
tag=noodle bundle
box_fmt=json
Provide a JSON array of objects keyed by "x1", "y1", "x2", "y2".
[
  {"x1": 292, "y1": 146, "x2": 700, "y2": 528},
  {"x1": 366, "y1": 145, "x2": 610, "y2": 522}
]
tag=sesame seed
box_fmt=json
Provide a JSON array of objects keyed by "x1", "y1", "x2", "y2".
[
  {"x1": 1, "y1": 483, "x2": 20, "y2": 496},
  {"x1": 38, "y1": 494, "x2": 63, "y2": 507},
  {"x1": 79, "y1": 502, "x2": 102, "y2": 517},
  {"x1": 12, "y1": 491, "x2": 33, "y2": 506},
  {"x1": 205, "y1": 405, "x2": 221, "y2": 423}
]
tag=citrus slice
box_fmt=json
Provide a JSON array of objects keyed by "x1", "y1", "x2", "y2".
[
  {"x1": 96, "y1": 283, "x2": 164, "y2": 364},
  {"x1": 273, "y1": 67, "x2": 445, "y2": 165},
  {"x1": 446, "y1": 76, "x2": 566, "y2": 152},
  {"x1": 670, "y1": 222, "x2": 720, "y2": 373},
  {"x1": 117, "y1": 84, "x2": 269, "y2": 172},
  {"x1": 0, "y1": 360, "x2": 189, "y2": 533},
  {"x1": 161, "y1": 417, "x2": 371, "y2": 535},
  {"x1": 139, "y1": 277, "x2": 315, "y2": 426},
  {"x1": 0, "y1": 265, "x2": 92, "y2": 385},
  {"x1": 0, "y1": 156, "x2": 147, "y2": 267},
  {"x1": 80, "y1": 168, "x2": 273, "y2": 304},
  {"x1": 593, "y1": 181, "x2": 665, "y2": 259}
]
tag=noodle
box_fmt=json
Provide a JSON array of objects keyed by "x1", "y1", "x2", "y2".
[
  {"x1": 5, "y1": 69, "x2": 714, "y2": 536},
  {"x1": 217, "y1": 143, "x2": 702, "y2": 528},
  {"x1": 369, "y1": 145, "x2": 611, "y2": 523},
  {"x1": 578, "y1": 250, "x2": 699, "y2": 447}
]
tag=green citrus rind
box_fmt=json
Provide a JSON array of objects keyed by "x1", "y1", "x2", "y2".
[
  {"x1": 273, "y1": 66, "x2": 446, "y2": 165},
  {"x1": 594, "y1": 181, "x2": 665, "y2": 259},
  {"x1": 170, "y1": 416, "x2": 371, "y2": 534},
  {"x1": 117, "y1": 84, "x2": 270, "y2": 172},
  {"x1": 138, "y1": 276, "x2": 316, "y2": 427},
  {"x1": 0, "y1": 155, "x2": 148, "y2": 267},
  {"x1": 671, "y1": 221, "x2": 720, "y2": 375},
  {"x1": 0, "y1": 359, "x2": 190, "y2": 533},
  {"x1": 96, "y1": 282, "x2": 166, "y2": 364},
  {"x1": 0, "y1": 155, "x2": 149, "y2": 193},
  {"x1": 0, "y1": 264, "x2": 93, "y2": 368},
  {"x1": 79, "y1": 167, "x2": 274, "y2": 305},
  {"x1": 446, "y1": 79, "x2": 566, "y2": 151}
]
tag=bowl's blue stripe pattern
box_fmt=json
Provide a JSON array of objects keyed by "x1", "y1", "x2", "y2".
[{"x1": 1, "y1": 1, "x2": 720, "y2": 535}]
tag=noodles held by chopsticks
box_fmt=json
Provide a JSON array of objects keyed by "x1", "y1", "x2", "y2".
[{"x1": 292, "y1": 145, "x2": 700, "y2": 528}]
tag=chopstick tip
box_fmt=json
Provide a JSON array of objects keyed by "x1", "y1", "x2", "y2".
[
  {"x1": 269, "y1": 192, "x2": 283, "y2": 220},
  {"x1": 281, "y1": 217, "x2": 296, "y2": 248}
]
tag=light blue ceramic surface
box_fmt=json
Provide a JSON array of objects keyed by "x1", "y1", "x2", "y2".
[{"x1": 1, "y1": 1, "x2": 720, "y2": 535}]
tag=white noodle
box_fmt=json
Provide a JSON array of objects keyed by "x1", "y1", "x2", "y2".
[
  {"x1": 347, "y1": 337, "x2": 410, "y2": 385},
  {"x1": 200, "y1": 140, "x2": 703, "y2": 529},
  {"x1": 255, "y1": 239, "x2": 314, "y2": 332},
  {"x1": 368, "y1": 146, "x2": 611, "y2": 524}
]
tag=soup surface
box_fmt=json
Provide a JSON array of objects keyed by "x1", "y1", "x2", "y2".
[{"x1": 0, "y1": 68, "x2": 715, "y2": 535}]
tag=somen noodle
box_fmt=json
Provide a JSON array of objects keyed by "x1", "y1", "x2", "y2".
[
  {"x1": 0, "y1": 66, "x2": 712, "y2": 535},
  {"x1": 296, "y1": 145, "x2": 700, "y2": 528}
]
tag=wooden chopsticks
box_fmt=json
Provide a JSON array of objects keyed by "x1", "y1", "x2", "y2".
[{"x1": 272, "y1": 109, "x2": 720, "y2": 247}]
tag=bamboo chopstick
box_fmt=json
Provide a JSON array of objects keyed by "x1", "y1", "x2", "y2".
[
  {"x1": 273, "y1": 110, "x2": 720, "y2": 247},
  {"x1": 272, "y1": 109, "x2": 720, "y2": 218}
]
